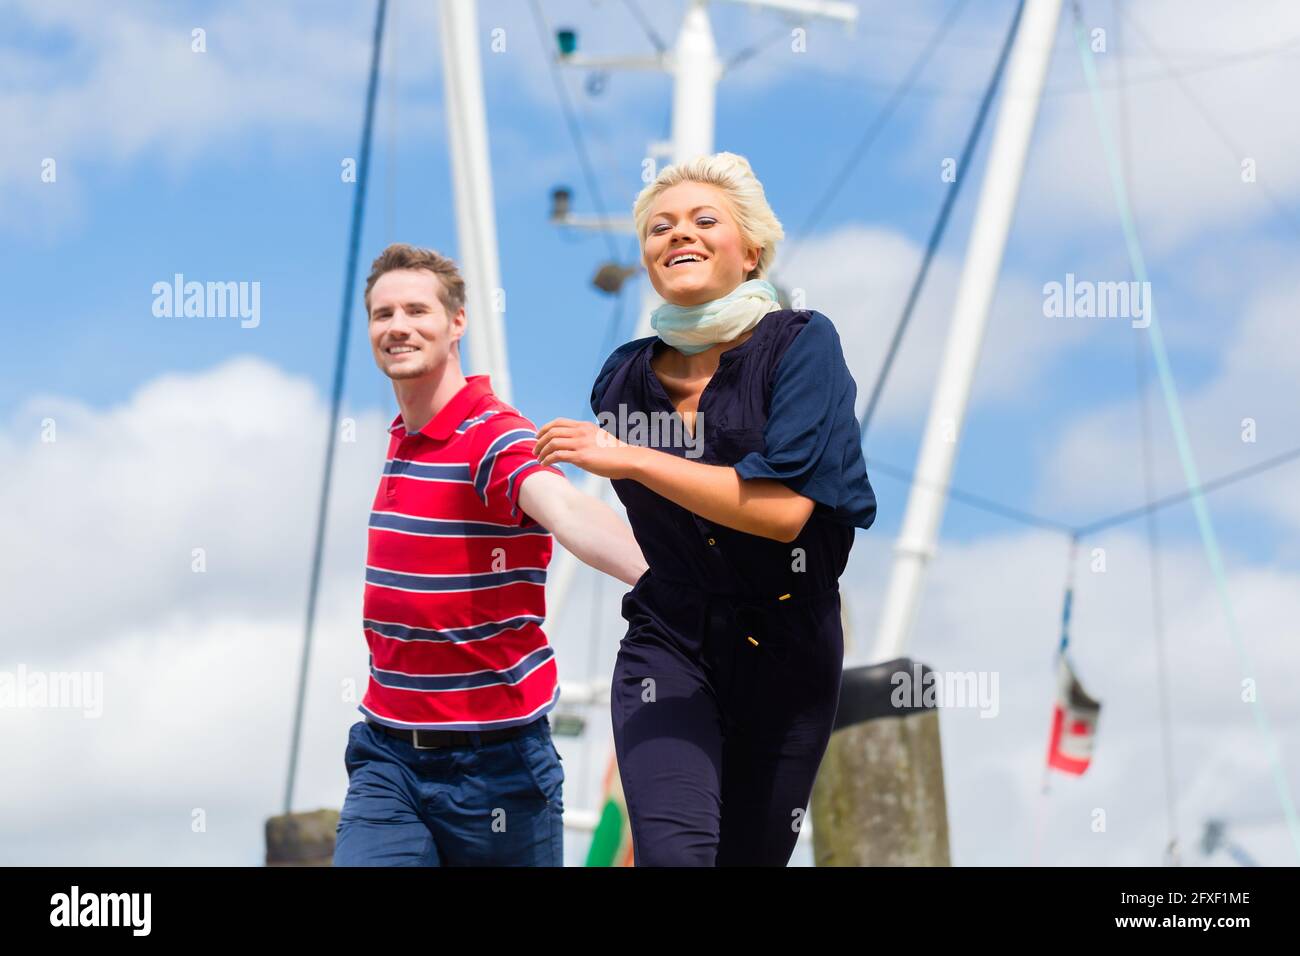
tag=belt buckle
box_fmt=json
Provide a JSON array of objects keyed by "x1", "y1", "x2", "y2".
[{"x1": 410, "y1": 729, "x2": 441, "y2": 751}]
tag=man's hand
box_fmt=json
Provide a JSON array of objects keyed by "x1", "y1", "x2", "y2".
[{"x1": 534, "y1": 418, "x2": 635, "y2": 479}]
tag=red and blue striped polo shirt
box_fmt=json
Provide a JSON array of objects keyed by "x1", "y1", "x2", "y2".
[{"x1": 359, "y1": 375, "x2": 564, "y2": 731}]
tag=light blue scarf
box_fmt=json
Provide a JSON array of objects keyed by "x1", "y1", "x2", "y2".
[{"x1": 650, "y1": 278, "x2": 783, "y2": 355}]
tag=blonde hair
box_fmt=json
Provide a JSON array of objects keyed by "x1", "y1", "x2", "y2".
[{"x1": 633, "y1": 152, "x2": 784, "y2": 281}]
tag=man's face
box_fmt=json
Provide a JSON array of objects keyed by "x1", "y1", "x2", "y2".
[{"x1": 368, "y1": 268, "x2": 465, "y2": 381}]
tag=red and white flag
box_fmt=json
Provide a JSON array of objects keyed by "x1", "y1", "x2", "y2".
[{"x1": 1046, "y1": 655, "x2": 1101, "y2": 775}]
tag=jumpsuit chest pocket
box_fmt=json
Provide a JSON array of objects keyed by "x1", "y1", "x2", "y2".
[{"x1": 699, "y1": 424, "x2": 766, "y2": 467}]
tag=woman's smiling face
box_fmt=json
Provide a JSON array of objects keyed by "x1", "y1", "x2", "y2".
[{"x1": 643, "y1": 181, "x2": 760, "y2": 307}]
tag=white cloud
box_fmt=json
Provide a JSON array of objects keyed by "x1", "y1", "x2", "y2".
[
  {"x1": 0, "y1": 357, "x2": 384, "y2": 646},
  {"x1": 775, "y1": 223, "x2": 1089, "y2": 429},
  {"x1": 840, "y1": 523, "x2": 1300, "y2": 866},
  {"x1": 1, "y1": 0, "x2": 442, "y2": 233},
  {"x1": 1020, "y1": 0, "x2": 1300, "y2": 255},
  {"x1": 1041, "y1": 261, "x2": 1300, "y2": 537},
  {"x1": 0, "y1": 357, "x2": 375, "y2": 862}
]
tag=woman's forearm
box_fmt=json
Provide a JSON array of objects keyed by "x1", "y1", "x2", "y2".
[{"x1": 622, "y1": 445, "x2": 812, "y2": 543}]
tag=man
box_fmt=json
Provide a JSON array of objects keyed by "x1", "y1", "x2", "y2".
[{"x1": 333, "y1": 243, "x2": 646, "y2": 867}]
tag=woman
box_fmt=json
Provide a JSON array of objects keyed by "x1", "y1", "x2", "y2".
[{"x1": 535, "y1": 152, "x2": 875, "y2": 866}]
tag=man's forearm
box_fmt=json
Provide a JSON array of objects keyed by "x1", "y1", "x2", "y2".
[
  {"x1": 550, "y1": 494, "x2": 648, "y2": 587},
  {"x1": 621, "y1": 445, "x2": 809, "y2": 542}
]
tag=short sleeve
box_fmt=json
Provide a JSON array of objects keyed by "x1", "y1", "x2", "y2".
[
  {"x1": 472, "y1": 414, "x2": 563, "y2": 525},
  {"x1": 734, "y1": 312, "x2": 876, "y2": 529}
]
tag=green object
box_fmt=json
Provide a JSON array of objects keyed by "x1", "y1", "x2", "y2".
[
  {"x1": 556, "y1": 29, "x2": 577, "y2": 56},
  {"x1": 584, "y1": 799, "x2": 627, "y2": 867},
  {"x1": 551, "y1": 711, "x2": 586, "y2": 737},
  {"x1": 584, "y1": 757, "x2": 633, "y2": 866}
]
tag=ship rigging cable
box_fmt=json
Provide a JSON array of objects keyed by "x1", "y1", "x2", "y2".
[
  {"x1": 284, "y1": 0, "x2": 388, "y2": 816},
  {"x1": 1071, "y1": 0, "x2": 1300, "y2": 861}
]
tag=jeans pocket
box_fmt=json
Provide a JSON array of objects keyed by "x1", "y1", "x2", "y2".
[
  {"x1": 511, "y1": 730, "x2": 564, "y2": 807},
  {"x1": 343, "y1": 720, "x2": 367, "y2": 771}
]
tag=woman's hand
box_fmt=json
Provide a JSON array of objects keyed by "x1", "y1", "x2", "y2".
[
  {"x1": 535, "y1": 418, "x2": 638, "y2": 479},
  {"x1": 536, "y1": 418, "x2": 812, "y2": 541}
]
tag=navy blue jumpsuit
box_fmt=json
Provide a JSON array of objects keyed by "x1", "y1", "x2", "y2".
[{"x1": 590, "y1": 308, "x2": 876, "y2": 866}]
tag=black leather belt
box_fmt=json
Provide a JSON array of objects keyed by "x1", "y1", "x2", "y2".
[{"x1": 366, "y1": 718, "x2": 537, "y2": 750}]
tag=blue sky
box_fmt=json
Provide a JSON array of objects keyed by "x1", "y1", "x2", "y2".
[
  {"x1": 3, "y1": 0, "x2": 1299, "y2": 865},
  {"x1": 4, "y1": 0, "x2": 1294, "y2": 562}
]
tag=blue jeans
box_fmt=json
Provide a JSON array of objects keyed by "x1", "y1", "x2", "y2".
[{"x1": 333, "y1": 717, "x2": 564, "y2": 866}]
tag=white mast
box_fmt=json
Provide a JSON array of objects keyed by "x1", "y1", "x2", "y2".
[
  {"x1": 870, "y1": 0, "x2": 1063, "y2": 663},
  {"x1": 670, "y1": 1, "x2": 720, "y2": 169},
  {"x1": 438, "y1": 0, "x2": 512, "y2": 400}
]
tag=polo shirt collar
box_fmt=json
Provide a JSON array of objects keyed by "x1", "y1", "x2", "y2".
[{"x1": 387, "y1": 375, "x2": 495, "y2": 440}]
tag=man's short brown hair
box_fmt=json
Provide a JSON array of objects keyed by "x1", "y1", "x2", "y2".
[{"x1": 364, "y1": 243, "x2": 466, "y2": 318}]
